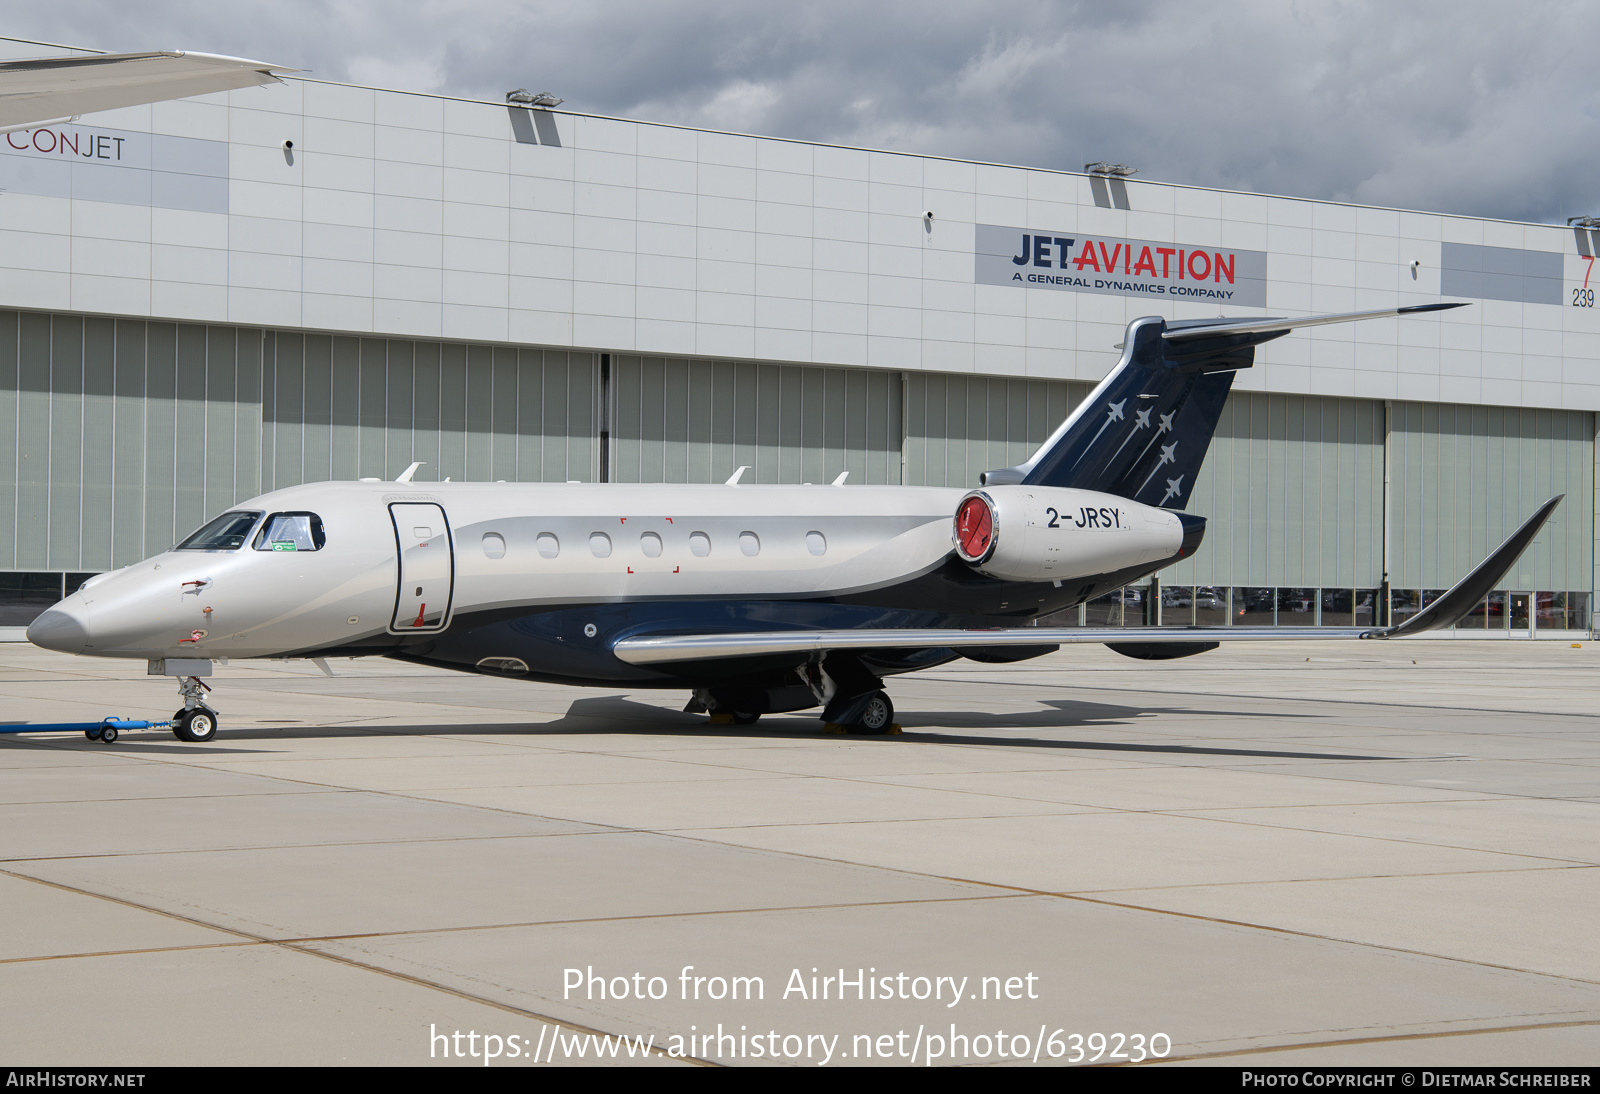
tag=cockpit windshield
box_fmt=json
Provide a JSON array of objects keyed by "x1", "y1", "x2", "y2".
[
  {"x1": 253, "y1": 512, "x2": 326, "y2": 552},
  {"x1": 175, "y1": 511, "x2": 263, "y2": 551}
]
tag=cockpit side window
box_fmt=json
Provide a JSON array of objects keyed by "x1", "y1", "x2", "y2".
[
  {"x1": 253, "y1": 512, "x2": 326, "y2": 552},
  {"x1": 176, "y1": 511, "x2": 264, "y2": 551}
]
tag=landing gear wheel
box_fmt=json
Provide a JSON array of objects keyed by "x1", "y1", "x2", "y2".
[
  {"x1": 854, "y1": 691, "x2": 894, "y2": 735},
  {"x1": 99, "y1": 725, "x2": 118, "y2": 744},
  {"x1": 174, "y1": 709, "x2": 217, "y2": 743},
  {"x1": 731, "y1": 711, "x2": 762, "y2": 725},
  {"x1": 171, "y1": 709, "x2": 188, "y2": 741}
]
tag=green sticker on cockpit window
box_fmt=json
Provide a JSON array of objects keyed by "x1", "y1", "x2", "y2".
[{"x1": 272, "y1": 541, "x2": 297, "y2": 551}]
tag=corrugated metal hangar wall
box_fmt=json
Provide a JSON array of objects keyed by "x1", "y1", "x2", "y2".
[{"x1": 0, "y1": 307, "x2": 1592, "y2": 604}]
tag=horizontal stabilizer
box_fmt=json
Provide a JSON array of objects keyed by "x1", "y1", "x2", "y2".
[{"x1": 1162, "y1": 302, "x2": 1467, "y2": 343}]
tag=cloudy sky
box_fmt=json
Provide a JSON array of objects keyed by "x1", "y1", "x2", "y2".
[{"x1": 6, "y1": 1, "x2": 1597, "y2": 224}]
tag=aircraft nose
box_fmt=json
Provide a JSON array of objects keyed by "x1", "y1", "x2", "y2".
[{"x1": 27, "y1": 606, "x2": 89, "y2": 654}]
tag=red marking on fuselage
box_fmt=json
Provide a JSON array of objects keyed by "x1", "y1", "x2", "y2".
[{"x1": 412, "y1": 604, "x2": 427, "y2": 627}]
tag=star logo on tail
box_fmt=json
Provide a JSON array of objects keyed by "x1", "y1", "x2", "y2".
[
  {"x1": 1126, "y1": 403, "x2": 1182, "y2": 474},
  {"x1": 1136, "y1": 441, "x2": 1179, "y2": 496},
  {"x1": 1107, "y1": 403, "x2": 1155, "y2": 464},
  {"x1": 1074, "y1": 399, "x2": 1128, "y2": 465},
  {"x1": 1160, "y1": 475, "x2": 1186, "y2": 505}
]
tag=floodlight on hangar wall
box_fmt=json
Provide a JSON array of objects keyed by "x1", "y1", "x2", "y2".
[
  {"x1": 506, "y1": 88, "x2": 564, "y2": 107},
  {"x1": 1568, "y1": 215, "x2": 1600, "y2": 258},
  {"x1": 1084, "y1": 163, "x2": 1136, "y2": 210}
]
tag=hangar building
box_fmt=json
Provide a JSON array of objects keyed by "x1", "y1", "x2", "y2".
[{"x1": 0, "y1": 38, "x2": 1594, "y2": 637}]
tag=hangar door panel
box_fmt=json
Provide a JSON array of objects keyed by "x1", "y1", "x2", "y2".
[{"x1": 389, "y1": 503, "x2": 454, "y2": 632}]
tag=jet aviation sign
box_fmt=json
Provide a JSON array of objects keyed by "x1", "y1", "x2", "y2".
[{"x1": 975, "y1": 224, "x2": 1268, "y2": 308}]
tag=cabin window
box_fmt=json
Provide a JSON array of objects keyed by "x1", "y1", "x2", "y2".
[
  {"x1": 806, "y1": 531, "x2": 827, "y2": 556},
  {"x1": 252, "y1": 512, "x2": 326, "y2": 552},
  {"x1": 481, "y1": 532, "x2": 506, "y2": 559},
  {"x1": 589, "y1": 532, "x2": 612, "y2": 558},
  {"x1": 689, "y1": 531, "x2": 711, "y2": 557},
  {"x1": 536, "y1": 533, "x2": 560, "y2": 559},
  {"x1": 640, "y1": 532, "x2": 663, "y2": 557},
  {"x1": 177, "y1": 511, "x2": 263, "y2": 551},
  {"x1": 739, "y1": 531, "x2": 760, "y2": 557}
]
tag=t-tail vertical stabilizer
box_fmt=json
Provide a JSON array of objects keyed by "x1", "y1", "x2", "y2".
[
  {"x1": 979, "y1": 303, "x2": 1467, "y2": 509},
  {"x1": 992, "y1": 315, "x2": 1239, "y2": 509}
]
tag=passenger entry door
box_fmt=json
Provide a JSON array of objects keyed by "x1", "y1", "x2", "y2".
[
  {"x1": 1509, "y1": 592, "x2": 1532, "y2": 639},
  {"x1": 389, "y1": 503, "x2": 454, "y2": 632}
]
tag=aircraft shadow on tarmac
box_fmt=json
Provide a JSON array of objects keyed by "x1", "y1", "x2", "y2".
[{"x1": 6, "y1": 695, "x2": 1389, "y2": 762}]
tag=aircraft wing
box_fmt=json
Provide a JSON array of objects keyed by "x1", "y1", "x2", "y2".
[
  {"x1": 0, "y1": 51, "x2": 294, "y2": 130},
  {"x1": 613, "y1": 624, "x2": 1369, "y2": 665},
  {"x1": 613, "y1": 494, "x2": 1563, "y2": 667}
]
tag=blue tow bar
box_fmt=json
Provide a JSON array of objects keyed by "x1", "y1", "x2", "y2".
[{"x1": 0, "y1": 717, "x2": 176, "y2": 744}]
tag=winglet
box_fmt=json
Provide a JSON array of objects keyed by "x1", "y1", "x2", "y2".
[
  {"x1": 395, "y1": 461, "x2": 424, "y2": 483},
  {"x1": 831, "y1": 471, "x2": 849, "y2": 486},
  {"x1": 1381, "y1": 495, "x2": 1564, "y2": 637},
  {"x1": 725, "y1": 465, "x2": 749, "y2": 485}
]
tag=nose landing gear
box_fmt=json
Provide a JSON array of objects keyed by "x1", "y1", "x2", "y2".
[{"x1": 172, "y1": 675, "x2": 219, "y2": 743}]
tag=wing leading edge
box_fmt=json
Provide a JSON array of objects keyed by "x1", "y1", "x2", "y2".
[
  {"x1": 0, "y1": 51, "x2": 294, "y2": 130},
  {"x1": 611, "y1": 495, "x2": 1564, "y2": 667},
  {"x1": 1161, "y1": 302, "x2": 1469, "y2": 343}
]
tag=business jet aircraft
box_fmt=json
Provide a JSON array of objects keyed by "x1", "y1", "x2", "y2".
[{"x1": 28, "y1": 303, "x2": 1561, "y2": 742}]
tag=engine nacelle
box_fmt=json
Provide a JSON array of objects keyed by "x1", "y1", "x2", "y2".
[{"x1": 951, "y1": 486, "x2": 1194, "y2": 582}]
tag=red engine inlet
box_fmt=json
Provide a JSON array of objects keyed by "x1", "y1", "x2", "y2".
[{"x1": 953, "y1": 494, "x2": 995, "y2": 562}]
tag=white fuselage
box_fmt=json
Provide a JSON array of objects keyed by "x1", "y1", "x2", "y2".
[{"x1": 30, "y1": 479, "x2": 1187, "y2": 664}]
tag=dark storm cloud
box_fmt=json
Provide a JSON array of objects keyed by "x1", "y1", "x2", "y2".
[{"x1": 7, "y1": 1, "x2": 1598, "y2": 223}]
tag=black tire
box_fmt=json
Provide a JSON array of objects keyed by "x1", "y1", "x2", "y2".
[
  {"x1": 175, "y1": 709, "x2": 218, "y2": 743},
  {"x1": 171, "y1": 709, "x2": 188, "y2": 742},
  {"x1": 99, "y1": 725, "x2": 117, "y2": 744},
  {"x1": 855, "y1": 691, "x2": 894, "y2": 734},
  {"x1": 731, "y1": 711, "x2": 762, "y2": 725}
]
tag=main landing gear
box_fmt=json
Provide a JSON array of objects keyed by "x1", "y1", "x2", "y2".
[
  {"x1": 688, "y1": 663, "x2": 901, "y2": 735},
  {"x1": 803, "y1": 660, "x2": 899, "y2": 735},
  {"x1": 851, "y1": 691, "x2": 896, "y2": 734},
  {"x1": 172, "y1": 675, "x2": 219, "y2": 743},
  {"x1": 686, "y1": 690, "x2": 765, "y2": 726},
  {"x1": 822, "y1": 689, "x2": 896, "y2": 735}
]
